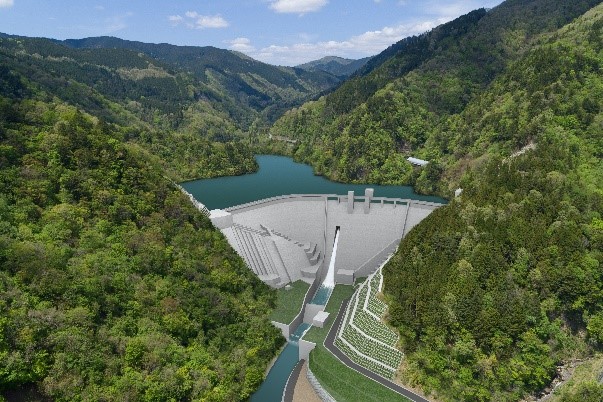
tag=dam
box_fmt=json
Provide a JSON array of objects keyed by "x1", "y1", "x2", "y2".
[
  {"x1": 209, "y1": 190, "x2": 440, "y2": 288},
  {"x1": 183, "y1": 155, "x2": 445, "y2": 401}
]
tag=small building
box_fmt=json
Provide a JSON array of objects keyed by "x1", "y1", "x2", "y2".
[{"x1": 407, "y1": 157, "x2": 429, "y2": 167}]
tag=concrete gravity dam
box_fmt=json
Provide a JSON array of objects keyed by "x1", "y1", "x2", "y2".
[{"x1": 209, "y1": 189, "x2": 442, "y2": 288}]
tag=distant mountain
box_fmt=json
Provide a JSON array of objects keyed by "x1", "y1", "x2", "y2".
[
  {"x1": 0, "y1": 34, "x2": 340, "y2": 131},
  {"x1": 296, "y1": 56, "x2": 371, "y2": 78}
]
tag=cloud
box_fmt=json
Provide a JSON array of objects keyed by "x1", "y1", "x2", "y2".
[
  {"x1": 230, "y1": 19, "x2": 442, "y2": 65},
  {"x1": 105, "y1": 12, "x2": 133, "y2": 33},
  {"x1": 196, "y1": 15, "x2": 229, "y2": 29},
  {"x1": 269, "y1": 0, "x2": 328, "y2": 14},
  {"x1": 226, "y1": 37, "x2": 256, "y2": 53},
  {"x1": 0, "y1": 0, "x2": 14, "y2": 8},
  {"x1": 94, "y1": 5, "x2": 105, "y2": 11},
  {"x1": 168, "y1": 15, "x2": 183, "y2": 25},
  {"x1": 169, "y1": 11, "x2": 229, "y2": 29}
]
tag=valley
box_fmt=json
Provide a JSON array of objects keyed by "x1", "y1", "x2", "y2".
[{"x1": 1, "y1": 0, "x2": 603, "y2": 401}]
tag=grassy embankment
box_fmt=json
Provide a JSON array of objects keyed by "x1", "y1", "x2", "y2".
[
  {"x1": 304, "y1": 285, "x2": 409, "y2": 402},
  {"x1": 269, "y1": 280, "x2": 311, "y2": 324}
]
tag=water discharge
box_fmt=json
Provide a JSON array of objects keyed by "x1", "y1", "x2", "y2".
[
  {"x1": 323, "y1": 228, "x2": 339, "y2": 288},
  {"x1": 251, "y1": 229, "x2": 340, "y2": 401},
  {"x1": 309, "y1": 228, "x2": 340, "y2": 305}
]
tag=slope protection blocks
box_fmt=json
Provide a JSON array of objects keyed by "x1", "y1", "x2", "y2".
[{"x1": 334, "y1": 268, "x2": 403, "y2": 380}]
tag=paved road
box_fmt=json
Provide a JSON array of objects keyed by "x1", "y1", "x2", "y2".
[
  {"x1": 324, "y1": 299, "x2": 430, "y2": 402},
  {"x1": 283, "y1": 359, "x2": 304, "y2": 402}
]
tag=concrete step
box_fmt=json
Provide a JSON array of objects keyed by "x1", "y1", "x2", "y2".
[
  {"x1": 304, "y1": 243, "x2": 317, "y2": 258},
  {"x1": 259, "y1": 273, "x2": 281, "y2": 287},
  {"x1": 301, "y1": 265, "x2": 319, "y2": 279}
]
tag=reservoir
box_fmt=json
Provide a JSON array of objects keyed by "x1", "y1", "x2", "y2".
[{"x1": 182, "y1": 155, "x2": 445, "y2": 209}]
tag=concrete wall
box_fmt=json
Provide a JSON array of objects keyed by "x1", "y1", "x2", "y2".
[
  {"x1": 230, "y1": 198, "x2": 326, "y2": 258},
  {"x1": 303, "y1": 303, "x2": 325, "y2": 324},
  {"x1": 299, "y1": 340, "x2": 317, "y2": 361},
  {"x1": 354, "y1": 238, "x2": 400, "y2": 278},
  {"x1": 326, "y1": 199, "x2": 407, "y2": 277},
  {"x1": 272, "y1": 237, "x2": 310, "y2": 283},
  {"x1": 219, "y1": 194, "x2": 443, "y2": 287},
  {"x1": 271, "y1": 321, "x2": 290, "y2": 339},
  {"x1": 403, "y1": 202, "x2": 439, "y2": 236}
]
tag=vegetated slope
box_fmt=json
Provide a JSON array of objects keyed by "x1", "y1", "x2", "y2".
[
  {"x1": 382, "y1": 4, "x2": 603, "y2": 401},
  {"x1": 0, "y1": 37, "x2": 258, "y2": 181},
  {"x1": 60, "y1": 36, "x2": 341, "y2": 127},
  {"x1": 270, "y1": 0, "x2": 600, "y2": 192},
  {"x1": 296, "y1": 56, "x2": 371, "y2": 78},
  {"x1": 0, "y1": 83, "x2": 284, "y2": 399}
]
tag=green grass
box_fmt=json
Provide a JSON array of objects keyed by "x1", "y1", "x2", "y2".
[
  {"x1": 310, "y1": 346, "x2": 409, "y2": 402},
  {"x1": 304, "y1": 284, "x2": 408, "y2": 402},
  {"x1": 269, "y1": 280, "x2": 311, "y2": 324}
]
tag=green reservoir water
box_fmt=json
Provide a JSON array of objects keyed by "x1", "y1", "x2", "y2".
[{"x1": 182, "y1": 155, "x2": 445, "y2": 209}]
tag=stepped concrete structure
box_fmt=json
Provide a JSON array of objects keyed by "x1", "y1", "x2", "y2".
[{"x1": 209, "y1": 189, "x2": 442, "y2": 288}]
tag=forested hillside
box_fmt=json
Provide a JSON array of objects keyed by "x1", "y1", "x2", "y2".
[
  {"x1": 270, "y1": 0, "x2": 600, "y2": 194},
  {"x1": 60, "y1": 36, "x2": 340, "y2": 126},
  {"x1": 0, "y1": 33, "x2": 343, "y2": 181},
  {"x1": 0, "y1": 88, "x2": 283, "y2": 400},
  {"x1": 0, "y1": 37, "x2": 264, "y2": 181},
  {"x1": 382, "y1": 4, "x2": 603, "y2": 401}
]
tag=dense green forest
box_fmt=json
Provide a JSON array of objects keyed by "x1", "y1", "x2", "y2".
[
  {"x1": 269, "y1": 0, "x2": 601, "y2": 195},
  {"x1": 381, "y1": 4, "x2": 603, "y2": 401},
  {"x1": 1, "y1": 0, "x2": 602, "y2": 400},
  {"x1": 0, "y1": 92, "x2": 284, "y2": 400},
  {"x1": 0, "y1": 38, "x2": 264, "y2": 182},
  {"x1": 59, "y1": 36, "x2": 340, "y2": 128},
  {"x1": 0, "y1": 33, "x2": 343, "y2": 181}
]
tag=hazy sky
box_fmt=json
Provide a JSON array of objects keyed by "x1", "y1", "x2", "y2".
[{"x1": 0, "y1": 0, "x2": 504, "y2": 66}]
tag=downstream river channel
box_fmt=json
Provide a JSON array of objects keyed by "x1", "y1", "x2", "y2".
[{"x1": 182, "y1": 155, "x2": 445, "y2": 209}]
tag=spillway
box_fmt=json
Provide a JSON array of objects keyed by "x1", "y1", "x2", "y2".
[
  {"x1": 309, "y1": 228, "x2": 340, "y2": 305},
  {"x1": 324, "y1": 228, "x2": 339, "y2": 288}
]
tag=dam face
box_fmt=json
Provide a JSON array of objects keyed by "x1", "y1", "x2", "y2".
[{"x1": 210, "y1": 189, "x2": 442, "y2": 287}]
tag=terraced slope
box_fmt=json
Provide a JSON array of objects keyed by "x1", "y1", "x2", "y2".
[{"x1": 335, "y1": 269, "x2": 403, "y2": 379}]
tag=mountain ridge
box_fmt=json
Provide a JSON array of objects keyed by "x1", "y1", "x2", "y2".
[
  {"x1": 269, "y1": 0, "x2": 601, "y2": 193},
  {"x1": 296, "y1": 56, "x2": 371, "y2": 78}
]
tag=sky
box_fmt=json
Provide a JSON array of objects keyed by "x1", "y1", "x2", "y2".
[{"x1": 0, "y1": 0, "x2": 504, "y2": 66}]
